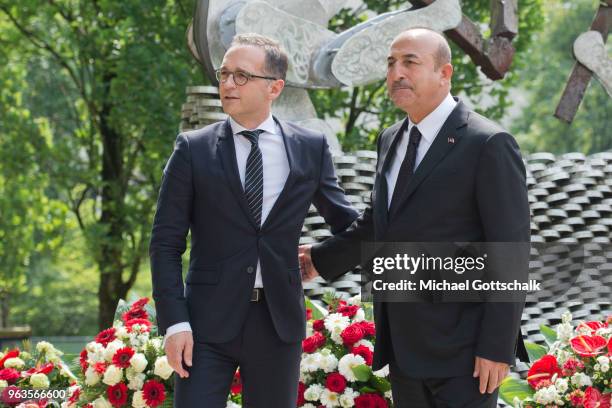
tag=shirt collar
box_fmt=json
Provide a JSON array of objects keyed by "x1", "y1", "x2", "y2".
[
  {"x1": 229, "y1": 113, "x2": 276, "y2": 136},
  {"x1": 408, "y1": 93, "x2": 457, "y2": 144}
]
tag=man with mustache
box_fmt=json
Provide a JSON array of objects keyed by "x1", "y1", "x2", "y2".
[
  {"x1": 150, "y1": 33, "x2": 358, "y2": 407},
  {"x1": 300, "y1": 28, "x2": 530, "y2": 407}
]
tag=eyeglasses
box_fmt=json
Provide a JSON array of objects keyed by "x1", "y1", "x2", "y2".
[{"x1": 215, "y1": 69, "x2": 278, "y2": 86}]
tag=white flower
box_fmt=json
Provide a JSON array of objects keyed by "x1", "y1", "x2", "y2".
[
  {"x1": 320, "y1": 389, "x2": 341, "y2": 407},
  {"x1": 154, "y1": 356, "x2": 174, "y2": 380},
  {"x1": 115, "y1": 326, "x2": 129, "y2": 339},
  {"x1": 0, "y1": 380, "x2": 8, "y2": 388},
  {"x1": 340, "y1": 388, "x2": 359, "y2": 407},
  {"x1": 330, "y1": 330, "x2": 344, "y2": 345},
  {"x1": 373, "y1": 364, "x2": 389, "y2": 378},
  {"x1": 533, "y1": 385, "x2": 560, "y2": 404},
  {"x1": 338, "y1": 354, "x2": 366, "y2": 382},
  {"x1": 347, "y1": 295, "x2": 361, "y2": 306},
  {"x1": 571, "y1": 372, "x2": 592, "y2": 388},
  {"x1": 19, "y1": 351, "x2": 31, "y2": 360},
  {"x1": 128, "y1": 372, "x2": 146, "y2": 390},
  {"x1": 92, "y1": 396, "x2": 112, "y2": 408},
  {"x1": 225, "y1": 402, "x2": 241, "y2": 408},
  {"x1": 132, "y1": 391, "x2": 147, "y2": 408},
  {"x1": 318, "y1": 352, "x2": 339, "y2": 373},
  {"x1": 86, "y1": 342, "x2": 106, "y2": 364},
  {"x1": 561, "y1": 311, "x2": 572, "y2": 324},
  {"x1": 102, "y1": 364, "x2": 123, "y2": 386},
  {"x1": 0, "y1": 352, "x2": 4, "y2": 359},
  {"x1": 352, "y1": 309, "x2": 366, "y2": 322},
  {"x1": 300, "y1": 353, "x2": 322, "y2": 373},
  {"x1": 596, "y1": 356, "x2": 610, "y2": 366},
  {"x1": 595, "y1": 327, "x2": 612, "y2": 337},
  {"x1": 576, "y1": 324, "x2": 592, "y2": 336},
  {"x1": 85, "y1": 366, "x2": 101, "y2": 386},
  {"x1": 104, "y1": 339, "x2": 125, "y2": 362},
  {"x1": 130, "y1": 353, "x2": 148, "y2": 373},
  {"x1": 354, "y1": 339, "x2": 374, "y2": 351},
  {"x1": 325, "y1": 313, "x2": 350, "y2": 333},
  {"x1": 299, "y1": 371, "x2": 312, "y2": 383},
  {"x1": 30, "y1": 373, "x2": 50, "y2": 389},
  {"x1": 556, "y1": 323, "x2": 573, "y2": 342},
  {"x1": 555, "y1": 377, "x2": 569, "y2": 394},
  {"x1": 150, "y1": 338, "x2": 163, "y2": 351},
  {"x1": 384, "y1": 390, "x2": 393, "y2": 401},
  {"x1": 302, "y1": 405, "x2": 317, "y2": 408},
  {"x1": 36, "y1": 341, "x2": 61, "y2": 356},
  {"x1": 304, "y1": 384, "x2": 324, "y2": 401},
  {"x1": 4, "y1": 358, "x2": 24, "y2": 369}
]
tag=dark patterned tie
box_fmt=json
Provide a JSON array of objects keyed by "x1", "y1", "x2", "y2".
[
  {"x1": 239, "y1": 129, "x2": 265, "y2": 228},
  {"x1": 388, "y1": 125, "x2": 422, "y2": 215}
]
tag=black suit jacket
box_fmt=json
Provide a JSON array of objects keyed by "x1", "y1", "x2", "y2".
[
  {"x1": 312, "y1": 99, "x2": 530, "y2": 378},
  {"x1": 150, "y1": 117, "x2": 358, "y2": 344}
]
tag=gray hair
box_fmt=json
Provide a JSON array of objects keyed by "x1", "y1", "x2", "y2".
[{"x1": 230, "y1": 33, "x2": 289, "y2": 80}]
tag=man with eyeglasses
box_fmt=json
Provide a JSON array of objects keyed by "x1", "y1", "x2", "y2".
[{"x1": 150, "y1": 33, "x2": 358, "y2": 407}]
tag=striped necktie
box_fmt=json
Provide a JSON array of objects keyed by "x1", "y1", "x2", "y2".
[{"x1": 239, "y1": 129, "x2": 265, "y2": 228}]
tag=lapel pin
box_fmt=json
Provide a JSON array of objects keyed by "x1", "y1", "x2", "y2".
[{"x1": 448, "y1": 137, "x2": 455, "y2": 144}]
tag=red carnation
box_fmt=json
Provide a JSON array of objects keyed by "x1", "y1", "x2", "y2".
[
  {"x1": 0, "y1": 368, "x2": 20, "y2": 384},
  {"x1": 125, "y1": 318, "x2": 152, "y2": 333},
  {"x1": 231, "y1": 370, "x2": 242, "y2": 395},
  {"x1": 570, "y1": 335, "x2": 608, "y2": 357},
  {"x1": 313, "y1": 319, "x2": 325, "y2": 332},
  {"x1": 351, "y1": 345, "x2": 374, "y2": 366},
  {"x1": 112, "y1": 347, "x2": 135, "y2": 369},
  {"x1": 325, "y1": 373, "x2": 347, "y2": 393},
  {"x1": 0, "y1": 349, "x2": 20, "y2": 368},
  {"x1": 80, "y1": 349, "x2": 89, "y2": 371},
  {"x1": 302, "y1": 332, "x2": 326, "y2": 353},
  {"x1": 142, "y1": 380, "x2": 166, "y2": 407},
  {"x1": 582, "y1": 387, "x2": 611, "y2": 408},
  {"x1": 107, "y1": 383, "x2": 128, "y2": 407},
  {"x1": 95, "y1": 328, "x2": 117, "y2": 346},
  {"x1": 340, "y1": 324, "x2": 364, "y2": 346},
  {"x1": 338, "y1": 305, "x2": 360, "y2": 318},
  {"x1": 562, "y1": 358, "x2": 584, "y2": 376},
  {"x1": 526, "y1": 355, "x2": 562, "y2": 389},
  {"x1": 1, "y1": 385, "x2": 21, "y2": 405},
  {"x1": 359, "y1": 321, "x2": 376, "y2": 337},
  {"x1": 297, "y1": 381, "x2": 306, "y2": 406}
]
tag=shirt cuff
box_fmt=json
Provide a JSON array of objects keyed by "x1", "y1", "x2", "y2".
[{"x1": 162, "y1": 322, "x2": 192, "y2": 347}]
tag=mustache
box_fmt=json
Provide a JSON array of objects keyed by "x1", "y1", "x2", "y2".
[{"x1": 390, "y1": 81, "x2": 414, "y2": 91}]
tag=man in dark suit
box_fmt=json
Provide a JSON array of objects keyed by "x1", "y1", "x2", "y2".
[
  {"x1": 150, "y1": 33, "x2": 358, "y2": 407},
  {"x1": 300, "y1": 28, "x2": 530, "y2": 407}
]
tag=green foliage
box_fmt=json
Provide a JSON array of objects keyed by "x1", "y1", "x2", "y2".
[
  {"x1": 525, "y1": 341, "x2": 548, "y2": 362},
  {"x1": 499, "y1": 376, "x2": 535, "y2": 405},
  {"x1": 540, "y1": 324, "x2": 558, "y2": 346}
]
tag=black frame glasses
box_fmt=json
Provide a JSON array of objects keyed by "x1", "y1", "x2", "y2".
[{"x1": 215, "y1": 69, "x2": 278, "y2": 86}]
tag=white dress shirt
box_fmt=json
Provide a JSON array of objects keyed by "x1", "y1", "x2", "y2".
[
  {"x1": 164, "y1": 113, "x2": 290, "y2": 342},
  {"x1": 385, "y1": 93, "x2": 457, "y2": 207}
]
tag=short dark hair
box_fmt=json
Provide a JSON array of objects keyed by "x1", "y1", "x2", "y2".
[{"x1": 230, "y1": 33, "x2": 289, "y2": 80}]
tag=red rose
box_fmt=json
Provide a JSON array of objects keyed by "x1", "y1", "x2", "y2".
[
  {"x1": 351, "y1": 345, "x2": 374, "y2": 366},
  {"x1": 355, "y1": 393, "x2": 387, "y2": 408},
  {"x1": 231, "y1": 370, "x2": 242, "y2": 395},
  {"x1": 371, "y1": 393, "x2": 389, "y2": 408},
  {"x1": 562, "y1": 358, "x2": 584, "y2": 376},
  {"x1": 526, "y1": 355, "x2": 562, "y2": 389},
  {"x1": 107, "y1": 383, "x2": 128, "y2": 407},
  {"x1": 95, "y1": 328, "x2": 117, "y2": 346},
  {"x1": 582, "y1": 387, "x2": 611, "y2": 408},
  {"x1": 125, "y1": 318, "x2": 152, "y2": 333},
  {"x1": 358, "y1": 321, "x2": 376, "y2": 337},
  {"x1": 338, "y1": 305, "x2": 360, "y2": 318},
  {"x1": 0, "y1": 368, "x2": 20, "y2": 384},
  {"x1": 340, "y1": 324, "x2": 364, "y2": 346},
  {"x1": 80, "y1": 349, "x2": 89, "y2": 371},
  {"x1": 325, "y1": 372, "x2": 347, "y2": 393},
  {"x1": 302, "y1": 332, "x2": 326, "y2": 353},
  {"x1": 306, "y1": 308, "x2": 313, "y2": 321},
  {"x1": 142, "y1": 380, "x2": 166, "y2": 407},
  {"x1": 313, "y1": 319, "x2": 325, "y2": 332},
  {"x1": 0, "y1": 349, "x2": 20, "y2": 368},
  {"x1": 297, "y1": 381, "x2": 306, "y2": 406},
  {"x1": 570, "y1": 335, "x2": 608, "y2": 357},
  {"x1": 112, "y1": 347, "x2": 135, "y2": 369}
]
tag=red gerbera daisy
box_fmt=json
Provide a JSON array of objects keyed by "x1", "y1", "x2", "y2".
[
  {"x1": 122, "y1": 308, "x2": 148, "y2": 322},
  {"x1": 107, "y1": 382, "x2": 128, "y2": 407},
  {"x1": 131, "y1": 298, "x2": 149, "y2": 310},
  {"x1": 112, "y1": 347, "x2": 135, "y2": 369},
  {"x1": 142, "y1": 380, "x2": 166, "y2": 407},
  {"x1": 95, "y1": 328, "x2": 117, "y2": 346}
]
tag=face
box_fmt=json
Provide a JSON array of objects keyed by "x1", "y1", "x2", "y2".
[
  {"x1": 218, "y1": 45, "x2": 284, "y2": 125},
  {"x1": 386, "y1": 33, "x2": 452, "y2": 120}
]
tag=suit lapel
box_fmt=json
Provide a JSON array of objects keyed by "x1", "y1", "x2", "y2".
[
  {"x1": 389, "y1": 101, "x2": 469, "y2": 220},
  {"x1": 216, "y1": 119, "x2": 259, "y2": 230}
]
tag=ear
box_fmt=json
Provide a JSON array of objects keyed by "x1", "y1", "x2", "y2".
[
  {"x1": 440, "y1": 63, "x2": 453, "y2": 85},
  {"x1": 268, "y1": 79, "x2": 285, "y2": 101}
]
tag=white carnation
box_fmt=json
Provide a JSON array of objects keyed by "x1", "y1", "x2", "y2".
[
  {"x1": 85, "y1": 366, "x2": 100, "y2": 386},
  {"x1": 102, "y1": 364, "x2": 123, "y2": 386},
  {"x1": 154, "y1": 356, "x2": 174, "y2": 380},
  {"x1": 92, "y1": 396, "x2": 112, "y2": 408},
  {"x1": 30, "y1": 373, "x2": 50, "y2": 389},
  {"x1": 130, "y1": 353, "x2": 148, "y2": 373},
  {"x1": 132, "y1": 391, "x2": 147, "y2": 408},
  {"x1": 338, "y1": 354, "x2": 366, "y2": 382},
  {"x1": 304, "y1": 384, "x2": 324, "y2": 401},
  {"x1": 4, "y1": 358, "x2": 24, "y2": 369},
  {"x1": 320, "y1": 389, "x2": 341, "y2": 407}
]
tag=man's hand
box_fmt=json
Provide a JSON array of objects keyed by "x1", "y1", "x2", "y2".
[
  {"x1": 165, "y1": 331, "x2": 193, "y2": 378},
  {"x1": 473, "y1": 356, "x2": 509, "y2": 394},
  {"x1": 299, "y1": 245, "x2": 319, "y2": 282}
]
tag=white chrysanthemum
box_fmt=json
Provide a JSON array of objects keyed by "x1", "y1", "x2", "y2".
[
  {"x1": 304, "y1": 384, "x2": 324, "y2": 401},
  {"x1": 571, "y1": 372, "x2": 592, "y2": 388},
  {"x1": 330, "y1": 329, "x2": 344, "y2": 345},
  {"x1": 352, "y1": 309, "x2": 366, "y2": 322},
  {"x1": 104, "y1": 339, "x2": 125, "y2": 362},
  {"x1": 132, "y1": 391, "x2": 147, "y2": 408},
  {"x1": 300, "y1": 353, "x2": 322, "y2": 373},
  {"x1": 373, "y1": 364, "x2": 389, "y2": 378},
  {"x1": 85, "y1": 366, "x2": 100, "y2": 386},
  {"x1": 561, "y1": 311, "x2": 572, "y2": 324},
  {"x1": 339, "y1": 387, "x2": 359, "y2": 407},
  {"x1": 92, "y1": 396, "x2": 112, "y2": 408},
  {"x1": 556, "y1": 323, "x2": 573, "y2": 342},
  {"x1": 554, "y1": 377, "x2": 569, "y2": 394},
  {"x1": 154, "y1": 356, "x2": 174, "y2": 380},
  {"x1": 4, "y1": 358, "x2": 24, "y2": 369},
  {"x1": 130, "y1": 353, "x2": 148, "y2": 373},
  {"x1": 325, "y1": 313, "x2": 350, "y2": 333},
  {"x1": 0, "y1": 380, "x2": 7, "y2": 388},
  {"x1": 354, "y1": 339, "x2": 374, "y2": 351},
  {"x1": 319, "y1": 353, "x2": 339, "y2": 373},
  {"x1": 347, "y1": 295, "x2": 361, "y2": 306},
  {"x1": 338, "y1": 354, "x2": 366, "y2": 382},
  {"x1": 30, "y1": 373, "x2": 50, "y2": 389},
  {"x1": 320, "y1": 389, "x2": 341, "y2": 407},
  {"x1": 102, "y1": 364, "x2": 123, "y2": 386},
  {"x1": 128, "y1": 372, "x2": 146, "y2": 390}
]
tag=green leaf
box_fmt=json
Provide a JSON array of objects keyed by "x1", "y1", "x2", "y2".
[
  {"x1": 540, "y1": 324, "x2": 557, "y2": 346},
  {"x1": 304, "y1": 297, "x2": 325, "y2": 321},
  {"x1": 358, "y1": 386, "x2": 378, "y2": 394},
  {"x1": 369, "y1": 375, "x2": 391, "y2": 393},
  {"x1": 498, "y1": 377, "x2": 534, "y2": 405},
  {"x1": 352, "y1": 364, "x2": 373, "y2": 382},
  {"x1": 525, "y1": 341, "x2": 548, "y2": 363}
]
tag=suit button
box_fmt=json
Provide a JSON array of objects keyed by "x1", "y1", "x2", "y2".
[{"x1": 246, "y1": 266, "x2": 254, "y2": 274}]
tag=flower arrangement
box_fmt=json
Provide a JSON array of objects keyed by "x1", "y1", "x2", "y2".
[
  {"x1": 67, "y1": 297, "x2": 174, "y2": 408},
  {"x1": 500, "y1": 311, "x2": 611, "y2": 408},
  {"x1": 0, "y1": 340, "x2": 76, "y2": 407}
]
